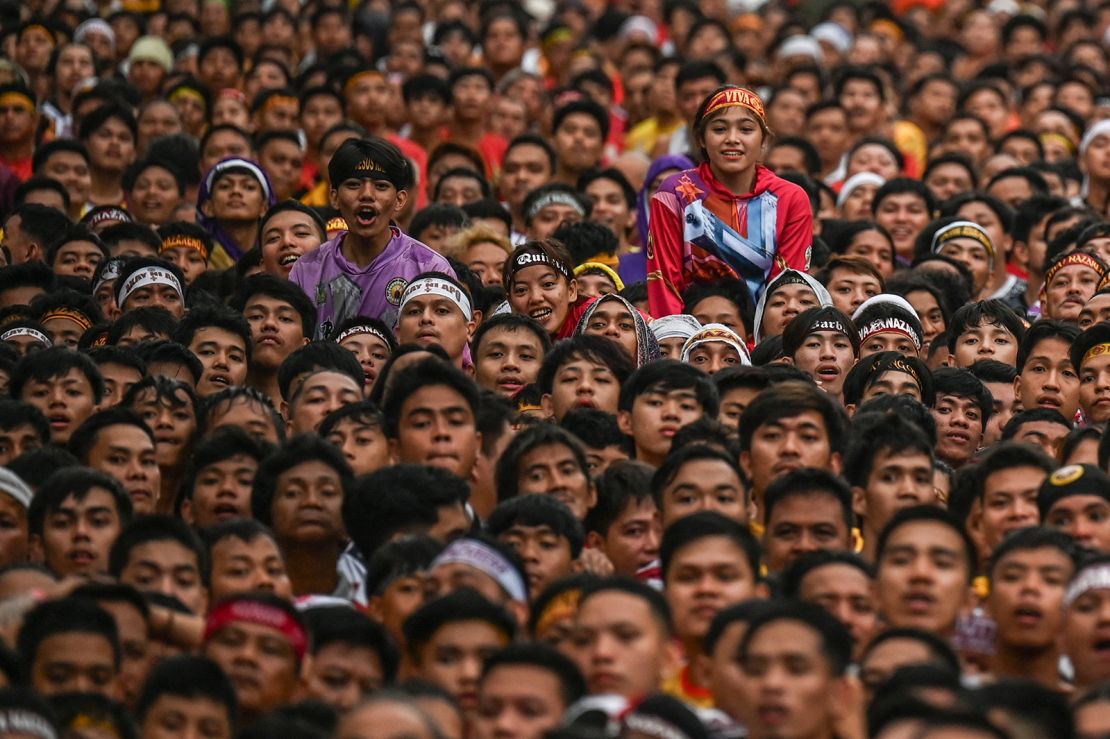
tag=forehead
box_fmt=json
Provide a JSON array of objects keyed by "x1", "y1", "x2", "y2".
[
  {"x1": 300, "y1": 371, "x2": 361, "y2": 393},
  {"x1": 885, "y1": 520, "x2": 963, "y2": 550},
  {"x1": 802, "y1": 562, "x2": 870, "y2": 590},
  {"x1": 481, "y1": 325, "x2": 541, "y2": 347},
  {"x1": 769, "y1": 491, "x2": 845, "y2": 521},
  {"x1": 213, "y1": 534, "x2": 281, "y2": 560}
]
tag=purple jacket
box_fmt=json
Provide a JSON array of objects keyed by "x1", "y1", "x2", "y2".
[{"x1": 290, "y1": 227, "x2": 455, "y2": 338}]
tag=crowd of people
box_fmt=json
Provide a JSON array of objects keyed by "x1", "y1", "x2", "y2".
[{"x1": 0, "y1": 0, "x2": 1109, "y2": 737}]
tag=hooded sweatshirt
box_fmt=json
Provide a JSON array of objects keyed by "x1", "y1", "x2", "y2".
[{"x1": 646, "y1": 161, "x2": 813, "y2": 318}]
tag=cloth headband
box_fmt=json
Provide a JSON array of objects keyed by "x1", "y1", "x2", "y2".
[
  {"x1": 204, "y1": 159, "x2": 272, "y2": 204},
  {"x1": 806, "y1": 317, "x2": 852, "y2": 339},
  {"x1": 1066, "y1": 564, "x2": 1110, "y2": 607},
  {"x1": 702, "y1": 86, "x2": 766, "y2": 122},
  {"x1": 263, "y1": 94, "x2": 297, "y2": 111},
  {"x1": 343, "y1": 69, "x2": 385, "y2": 94},
  {"x1": 510, "y1": 250, "x2": 572, "y2": 282},
  {"x1": 0, "y1": 91, "x2": 34, "y2": 112},
  {"x1": 1041, "y1": 132, "x2": 1076, "y2": 155},
  {"x1": 526, "y1": 192, "x2": 585, "y2": 221},
  {"x1": 161, "y1": 234, "x2": 209, "y2": 260},
  {"x1": 681, "y1": 323, "x2": 751, "y2": 365},
  {"x1": 1083, "y1": 342, "x2": 1110, "y2": 367},
  {"x1": 336, "y1": 325, "x2": 392, "y2": 346},
  {"x1": 651, "y1": 314, "x2": 702, "y2": 342},
  {"x1": 931, "y1": 220, "x2": 994, "y2": 258},
  {"x1": 574, "y1": 261, "x2": 625, "y2": 292},
  {"x1": 204, "y1": 599, "x2": 308, "y2": 661},
  {"x1": 218, "y1": 88, "x2": 246, "y2": 103},
  {"x1": 168, "y1": 87, "x2": 207, "y2": 109},
  {"x1": 837, "y1": 172, "x2": 885, "y2": 207},
  {"x1": 0, "y1": 709, "x2": 57, "y2": 739},
  {"x1": 83, "y1": 206, "x2": 131, "y2": 228},
  {"x1": 93, "y1": 259, "x2": 124, "y2": 294},
  {"x1": 859, "y1": 317, "x2": 922, "y2": 349},
  {"x1": 535, "y1": 589, "x2": 582, "y2": 636},
  {"x1": 1045, "y1": 251, "x2": 1106, "y2": 286},
  {"x1": 881, "y1": 357, "x2": 923, "y2": 387},
  {"x1": 1080, "y1": 119, "x2": 1110, "y2": 157},
  {"x1": 117, "y1": 266, "x2": 183, "y2": 306},
  {"x1": 431, "y1": 539, "x2": 528, "y2": 603},
  {"x1": 41, "y1": 307, "x2": 92, "y2": 331},
  {"x1": 326, "y1": 217, "x2": 348, "y2": 234},
  {"x1": 0, "y1": 327, "x2": 51, "y2": 346},
  {"x1": 399, "y1": 277, "x2": 473, "y2": 321}
]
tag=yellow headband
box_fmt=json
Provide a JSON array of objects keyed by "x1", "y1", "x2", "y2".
[
  {"x1": 343, "y1": 70, "x2": 384, "y2": 94},
  {"x1": 0, "y1": 91, "x2": 34, "y2": 112},
  {"x1": 263, "y1": 94, "x2": 298, "y2": 111},
  {"x1": 1083, "y1": 342, "x2": 1110, "y2": 366},
  {"x1": 169, "y1": 87, "x2": 207, "y2": 109},
  {"x1": 535, "y1": 589, "x2": 582, "y2": 636}
]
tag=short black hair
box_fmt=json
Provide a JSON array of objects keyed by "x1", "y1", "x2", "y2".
[
  {"x1": 740, "y1": 600, "x2": 853, "y2": 675},
  {"x1": 381, "y1": 357, "x2": 479, "y2": 439},
  {"x1": 578, "y1": 577, "x2": 673, "y2": 634},
  {"x1": 108, "y1": 514, "x2": 208, "y2": 586},
  {"x1": 617, "y1": 359, "x2": 720, "y2": 416},
  {"x1": 843, "y1": 412, "x2": 934, "y2": 488},
  {"x1": 303, "y1": 605, "x2": 399, "y2": 683},
  {"x1": 18, "y1": 596, "x2": 120, "y2": 670},
  {"x1": 779, "y1": 550, "x2": 873, "y2": 600},
  {"x1": 251, "y1": 434, "x2": 353, "y2": 526},
  {"x1": 583, "y1": 460, "x2": 653, "y2": 536},
  {"x1": 136, "y1": 655, "x2": 237, "y2": 725},
  {"x1": 403, "y1": 589, "x2": 516, "y2": 661},
  {"x1": 763, "y1": 468, "x2": 853, "y2": 530},
  {"x1": 495, "y1": 423, "x2": 590, "y2": 503},
  {"x1": 0, "y1": 399, "x2": 49, "y2": 441},
  {"x1": 11, "y1": 346, "x2": 105, "y2": 404},
  {"x1": 106, "y1": 307, "x2": 179, "y2": 346},
  {"x1": 536, "y1": 335, "x2": 634, "y2": 396},
  {"x1": 987, "y1": 526, "x2": 1079, "y2": 580},
  {"x1": 738, "y1": 381, "x2": 849, "y2": 454},
  {"x1": 363, "y1": 535, "x2": 442, "y2": 601},
  {"x1": 946, "y1": 300, "x2": 1026, "y2": 354},
  {"x1": 932, "y1": 367, "x2": 993, "y2": 430},
  {"x1": 278, "y1": 340, "x2": 364, "y2": 403},
  {"x1": 552, "y1": 99, "x2": 609, "y2": 142},
  {"x1": 660, "y1": 511, "x2": 759, "y2": 581},
  {"x1": 228, "y1": 273, "x2": 317, "y2": 339},
  {"x1": 651, "y1": 443, "x2": 744, "y2": 511},
  {"x1": 1016, "y1": 319, "x2": 1079, "y2": 371},
  {"x1": 480, "y1": 642, "x2": 586, "y2": 707},
  {"x1": 68, "y1": 407, "x2": 154, "y2": 464},
  {"x1": 875, "y1": 506, "x2": 976, "y2": 583},
  {"x1": 488, "y1": 494, "x2": 585, "y2": 558}
]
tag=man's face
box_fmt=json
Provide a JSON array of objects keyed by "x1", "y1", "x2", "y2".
[
  {"x1": 35, "y1": 488, "x2": 122, "y2": 577},
  {"x1": 543, "y1": 358, "x2": 619, "y2": 421},
  {"x1": 205, "y1": 621, "x2": 299, "y2": 718},
  {"x1": 1080, "y1": 351, "x2": 1110, "y2": 425},
  {"x1": 41, "y1": 151, "x2": 91, "y2": 212},
  {"x1": 98, "y1": 362, "x2": 143, "y2": 409},
  {"x1": 394, "y1": 384, "x2": 480, "y2": 480},
  {"x1": 270, "y1": 459, "x2": 345, "y2": 545},
  {"x1": 764, "y1": 492, "x2": 851, "y2": 574},
  {"x1": 514, "y1": 443, "x2": 594, "y2": 520},
  {"x1": 874, "y1": 193, "x2": 931, "y2": 259},
  {"x1": 1, "y1": 215, "x2": 32, "y2": 264},
  {"x1": 201, "y1": 130, "x2": 251, "y2": 174},
  {"x1": 665, "y1": 536, "x2": 757, "y2": 644},
  {"x1": 415, "y1": 620, "x2": 509, "y2": 715},
  {"x1": 209, "y1": 535, "x2": 293, "y2": 603},
  {"x1": 0, "y1": 97, "x2": 35, "y2": 147},
  {"x1": 939, "y1": 240, "x2": 993, "y2": 296},
  {"x1": 243, "y1": 294, "x2": 307, "y2": 371},
  {"x1": 337, "y1": 701, "x2": 438, "y2": 739},
  {"x1": 1045, "y1": 495, "x2": 1110, "y2": 552},
  {"x1": 677, "y1": 76, "x2": 720, "y2": 124},
  {"x1": 1016, "y1": 337, "x2": 1080, "y2": 419},
  {"x1": 594, "y1": 497, "x2": 660, "y2": 577},
  {"x1": 122, "y1": 282, "x2": 185, "y2": 319},
  {"x1": 189, "y1": 326, "x2": 249, "y2": 398},
  {"x1": 21, "y1": 367, "x2": 98, "y2": 444},
  {"x1": 806, "y1": 108, "x2": 850, "y2": 165},
  {"x1": 288, "y1": 371, "x2": 363, "y2": 436},
  {"x1": 981, "y1": 380, "x2": 1017, "y2": 447},
  {"x1": 0, "y1": 491, "x2": 27, "y2": 568},
  {"x1": 736, "y1": 620, "x2": 840, "y2": 739},
  {"x1": 473, "y1": 664, "x2": 567, "y2": 739},
  {"x1": 931, "y1": 393, "x2": 985, "y2": 467},
  {"x1": 1080, "y1": 293, "x2": 1110, "y2": 330},
  {"x1": 120, "y1": 538, "x2": 207, "y2": 615},
  {"x1": 499, "y1": 144, "x2": 552, "y2": 210},
  {"x1": 977, "y1": 466, "x2": 1046, "y2": 553},
  {"x1": 474, "y1": 327, "x2": 544, "y2": 398},
  {"x1": 0, "y1": 422, "x2": 42, "y2": 466},
  {"x1": 660, "y1": 458, "x2": 745, "y2": 528},
  {"x1": 396, "y1": 295, "x2": 474, "y2": 364},
  {"x1": 142, "y1": 695, "x2": 232, "y2": 739},
  {"x1": 1046, "y1": 265, "x2": 1101, "y2": 322},
  {"x1": 875, "y1": 520, "x2": 970, "y2": 635},
  {"x1": 86, "y1": 423, "x2": 160, "y2": 515},
  {"x1": 790, "y1": 330, "x2": 857, "y2": 396},
  {"x1": 85, "y1": 117, "x2": 136, "y2": 174},
  {"x1": 303, "y1": 642, "x2": 384, "y2": 713},
  {"x1": 856, "y1": 449, "x2": 935, "y2": 537},
  {"x1": 1065, "y1": 587, "x2": 1110, "y2": 689},
  {"x1": 257, "y1": 139, "x2": 304, "y2": 201},
  {"x1": 799, "y1": 563, "x2": 879, "y2": 659},
  {"x1": 208, "y1": 398, "x2": 280, "y2": 445},
  {"x1": 553, "y1": 113, "x2": 603, "y2": 175},
  {"x1": 497, "y1": 524, "x2": 573, "y2": 603},
  {"x1": 740, "y1": 411, "x2": 838, "y2": 499},
  {"x1": 988, "y1": 546, "x2": 1072, "y2": 653},
  {"x1": 572, "y1": 591, "x2": 674, "y2": 697},
  {"x1": 31, "y1": 631, "x2": 118, "y2": 698},
  {"x1": 97, "y1": 599, "x2": 150, "y2": 709},
  {"x1": 620, "y1": 388, "x2": 704, "y2": 466},
  {"x1": 584, "y1": 177, "x2": 632, "y2": 240}
]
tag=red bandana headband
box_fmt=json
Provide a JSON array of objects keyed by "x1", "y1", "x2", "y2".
[
  {"x1": 702, "y1": 87, "x2": 766, "y2": 123},
  {"x1": 1045, "y1": 251, "x2": 1106, "y2": 286},
  {"x1": 204, "y1": 599, "x2": 308, "y2": 661}
]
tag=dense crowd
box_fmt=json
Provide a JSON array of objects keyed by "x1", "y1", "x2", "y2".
[{"x1": 0, "y1": 0, "x2": 1109, "y2": 738}]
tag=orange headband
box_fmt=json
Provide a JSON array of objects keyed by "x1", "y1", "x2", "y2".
[
  {"x1": 344, "y1": 70, "x2": 385, "y2": 94},
  {"x1": 263, "y1": 94, "x2": 298, "y2": 111},
  {"x1": 1046, "y1": 252, "x2": 1106, "y2": 286},
  {"x1": 702, "y1": 87, "x2": 766, "y2": 123},
  {"x1": 41, "y1": 307, "x2": 92, "y2": 331},
  {"x1": 0, "y1": 91, "x2": 34, "y2": 112},
  {"x1": 161, "y1": 234, "x2": 209, "y2": 260}
]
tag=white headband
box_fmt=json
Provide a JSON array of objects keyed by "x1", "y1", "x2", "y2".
[
  {"x1": 0, "y1": 709, "x2": 56, "y2": 739},
  {"x1": 1080, "y1": 120, "x2": 1110, "y2": 158},
  {"x1": 117, "y1": 266, "x2": 183, "y2": 306},
  {"x1": 399, "y1": 277, "x2": 473, "y2": 321},
  {"x1": 837, "y1": 172, "x2": 886, "y2": 208},
  {"x1": 431, "y1": 539, "x2": 528, "y2": 603},
  {"x1": 650, "y1": 314, "x2": 702, "y2": 342},
  {"x1": 1066, "y1": 564, "x2": 1110, "y2": 607},
  {"x1": 0, "y1": 327, "x2": 51, "y2": 347},
  {"x1": 681, "y1": 322, "x2": 751, "y2": 365},
  {"x1": 336, "y1": 324, "x2": 393, "y2": 346}
]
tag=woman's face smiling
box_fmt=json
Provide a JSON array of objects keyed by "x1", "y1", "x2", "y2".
[
  {"x1": 509, "y1": 265, "x2": 577, "y2": 334},
  {"x1": 700, "y1": 106, "x2": 765, "y2": 181}
]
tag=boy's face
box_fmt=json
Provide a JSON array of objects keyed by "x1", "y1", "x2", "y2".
[
  {"x1": 581, "y1": 300, "x2": 638, "y2": 360},
  {"x1": 572, "y1": 591, "x2": 676, "y2": 697},
  {"x1": 271, "y1": 459, "x2": 345, "y2": 544},
  {"x1": 330, "y1": 177, "x2": 408, "y2": 242},
  {"x1": 1080, "y1": 350, "x2": 1110, "y2": 425},
  {"x1": 976, "y1": 465, "x2": 1045, "y2": 552},
  {"x1": 854, "y1": 449, "x2": 935, "y2": 536},
  {"x1": 369, "y1": 571, "x2": 427, "y2": 644},
  {"x1": 952, "y1": 320, "x2": 1018, "y2": 368},
  {"x1": 761, "y1": 283, "x2": 820, "y2": 339},
  {"x1": 288, "y1": 371, "x2": 363, "y2": 436},
  {"x1": 393, "y1": 384, "x2": 481, "y2": 480},
  {"x1": 473, "y1": 664, "x2": 567, "y2": 739},
  {"x1": 204, "y1": 621, "x2": 299, "y2": 718},
  {"x1": 515, "y1": 443, "x2": 594, "y2": 520},
  {"x1": 243, "y1": 294, "x2": 308, "y2": 371},
  {"x1": 542, "y1": 357, "x2": 619, "y2": 421},
  {"x1": 1015, "y1": 336, "x2": 1079, "y2": 420},
  {"x1": 618, "y1": 387, "x2": 705, "y2": 466},
  {"x1": 325, "y1": 418, "x2": 390, "y2": 476},
  {"x1": 184, "y1": 453, "x2": 258, "y2": 527},
  {"x1": 474, "y1": 326, "x2": 544, "y2": 398},
  {"x1": 790, "y1": 331, "x2": 856, "y2": 395},
  {"x1": 981, "y1": 380, "x2": 1017, "y2": 447},
  {"x1": 931, "y1": 393, "x2": 984, "y2": 467},
  {"x1": 0, "y1": 422, "x2": 42, "y2": 466},
  {"x1": 86, "y1": 423, "x2": 161, "y2": 515},
  {"x1": 988, "y1": 545, "x2": 1071, "y2": 653},
  {"x1": 162, "y1": 246, "x2": 207, "y2": 285},
  {"x1": 687, "y1": 341, "x2": 743, "y2": 375},
  {"x1": 98, "y1": 361, "x2": 143, "y2": 409},
  {"x1": 1044, "y1": 495, "x2": 1110, "y2": 552},
  {"x1": 764, "y1": 491, "x2": 851, "y2": 574},
  {"x1": 119, "y1": 538, "x2": 207, "y2": 616},
  {"x1": 826, "y1": 268, "x2": 880, "y2": 316},
  {"x1": 142, "y1": 694, "x2": 232, "y2": 739},
  {"x1": 35, "y1": 488, "x2": 122, "y2": 577},
  {"x1": 31, "y1": 630, "x2": 118, "y2": 698},
  {"x1": 735, "y1": 621, "x2": 839, "y2": 739},
  {"x1": 718, "y1": 386, "x2": 761, "y2": 431},
  {"x1": 408, "y1": 94, "x2": 447, "y2": 129},
  {"x1": 189, "y1": 326, "x2": 249, "y2": 397},
  {"x1": 21, "y1": 367, "x2": 98, "y2": 444},
  {"x1": 593, "y1": 496, "x2": 660, "y2": 577},
  {"x1": 660, "y1": 458, "x2": 746, "y2": 529},
  {"x1": 875, "y1": 520, "x2": 970, "y2": 635},
  {"x1": 798, "y1": 563, "x2": 879, "y2": 659},
  {"x1": 415, "y1": 620, "x2": 509, "y2": 715},
  {"x1": 665, "y1": 535, "x2": 757, "y2": 644},
  {"x1": 396, "y1": 295, "x2": 475, "y2": 364},
  {"x1": 303, "y1": 642, "x2": 384, "y2": 713},
  {"x1": 208, "y1": 397, "x2": 281, "y2": 445},
  {"x1": 740, "y1": 411, "x2": 838, "y2": 498},
  {"x1": 497, "y1": 523, "x2": 574, "y2": 600},
  {"x1": 209, "y1": 534, "x2": 292, "y2": 603},
  {"x1": 938, "y1": 240, "x2": 992, "y2": 294}
]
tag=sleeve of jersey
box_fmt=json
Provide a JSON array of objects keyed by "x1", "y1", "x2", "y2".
[
  {"x1": 647, "y1": 190, "x2": 687, "y2": 318},
  {"x1": 771, "y1": 184, "x2": 814, "y2": 278}
]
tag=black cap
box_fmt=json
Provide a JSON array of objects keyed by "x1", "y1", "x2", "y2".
[
  {"x1": 327, "y1": 137, "x2": 412, "y2": 191},
  {"x1": 1037, "y1": 463, "x2": 1110, "y2": 518}
]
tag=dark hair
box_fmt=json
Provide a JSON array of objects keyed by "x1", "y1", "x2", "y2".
[
  {"x1": 505, "y1": 134, "x2": 556, "y2": 173},
  {"x1": 578, "y1": 577, "x2": 673, "y2": 634},
  {"x1": 536, "y1": 335, "x2": 635, "y2": 396},
  {"x1": 471, "y1": 314, "x2": 552, "y2": 362},
  {"x1": 303, "y1": 606, "x2": 399, "y2": 683},
  {"x1": 738, "y1": 381, "x2": 848, "y2": 454},
  {"x1": 651, "y1": 443, "x2": 744, "y2": 511},
  {"x1": 481, "y1": 641, "x2": 585, "y2": 705},
  {"x1": 763, "y1": 468, "x2": 853, "y2": 530},
  {"x1": 172, "y1": 305, "x2": 251, "y2": 362},
  {"x1": 875, "y1": 506, "x2": 976, "y2": 583},
  {"x1": 1002, "y1": 408, "x2": 1070, "y2": 442},
  {"x1": 278, "y1": 340, "x2": 364, "y2": 403},
  {"x1": 1011, "y1": 194, "x2": 1070, "y2": 244},
  {"x1": 843, "y1": 413, "x2": 934, "y2": 488},
  {"x1": 660, "y1": 511, "x2": 759, "y2": 581},
  {"x1": 15, "y1": 177, "x2": 70, "y2": 211},
  {"x1": 342, "y1": 465, "x2": 458, "y2": 558},
  {"x1": 946, "y1": 300, "x2": 1026, "y2": 353},
  {"x1": 561, "y1": 407, "x2": 625, "y2": 451},
  {"x1": 740, "y1": 600, "x2": 853, "y2": 675},
  {"x1": 363, "y1": 535, "x2": 442, "y2": 600},
  {"x1": 973, "y1": 441, "x2": 1056, "y2": 504},
  {"x1": 0, "y1": 399, "x2": 49, "y2": 441},
  {"x1": 872, "y1": 177, "x2": 934, "y2": 215},
  {"x1": 931, "y1": 367, "x2": 993, "y2": 430},
  {"x1": 251, "y1": 435, "x2": 353, "y2": 526},
  {"x1": 617, "y1": 359, "x2": 720, "y2": 415},
  {"x1": 136, "y1": 655, "x2": 237, "y2": 725},
  {"x1": 1016, "y1": 319, "x2": 1080, "y2": 371},
  {"x1": 552, "y1": 99, "x2": 610, "y2": 142},
  {"x1": 987, "y1": 526, "x2": 1079, "y2": 580},
  {"x1": 860, "y1": 626, "x2": 960, "y2": 674},
  {"x1": 381, "y1": 358, "x2": 479, "y2": 439},
  {"x1": 78, "y1": 102, "x2": 137, "y2": 143},
  {"x1": 108, "y1": 515, "x2": 208, "y2": 586},
  {"x1": 780, "y1": 550, "x2": 873, "y2": 599},
  {"x1": 32, "y1": 138, "x2": 90, "y2": 172},
  {"x1": 922, "y1": 152, "x2": 979, "y2": 191},
  {"x1": 11, "y1": 346, "x2": 104, "y2": 403},
  {"x1": 68, "y1": 407, "x2": 154, "y2": 464},
  {"x1": 487, "y1": 494, "x2": 585, "y2": 558},
  {"x1": 228, "y1": 274, "x2": 317, "y2": 339},
  {"x1": 403, "y1": 589, "x2": 516, "y2": 660},
  {"x1": 18, "y1": 597, "x2": 120, "y2": 671},
  {"x1": 583, "y1": 460, "x2": 653, "y2": 536},
  {"x1": 495, "y1": 423, "x2": 590, "y2": 503}
]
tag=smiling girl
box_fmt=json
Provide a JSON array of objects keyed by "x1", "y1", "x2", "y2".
[{"x1": 647, "y1": 85, "x2": 813, "y2": 319}]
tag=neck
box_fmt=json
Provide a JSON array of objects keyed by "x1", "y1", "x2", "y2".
[
  {"x1": 450, "y1": 119, "x2": 483, "y2": 145},
  {"x1": 158, "y1": 469, "x2": 183, "y2": 514},
  {"x1": 283, "y1": 539, "x2": 341, "y2": 596},
  {"x1": 636, "y1": 444, "x2": 664, "y2": 469},
  {"x1": 0, "y1": 140, "x2": 31, "y2": 163},
  {"x1": 714, "y1": 165, "x2": 757, "y2": 195},
  {"x1": 1025, "y1": 267, "x2": 1043, "y2": 305},
  {"x1": 1087, "y1": 179, "x2": 1110, "y2": 212},
  {"x1": 554, "y1": 166, "x2": 583, "y2": 186},
  {"x1": 410, "y1": 125, "x2": 440, "y2": 153},
  {"x1": 247, "y1": 368, "x2": 282, "y2": 408},
  {"x1": 221, "y1": 220, "x2": 259, "y2": 253},
  {"x1": 992, "y1": 643, "x2": 1060, "y2": 689},
  {"x1": 89, "y1": 171, "x2": 124, "y2": 204},
  {"x1": 341, "y1": 228, "x2": 393, "y2": 268}
]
